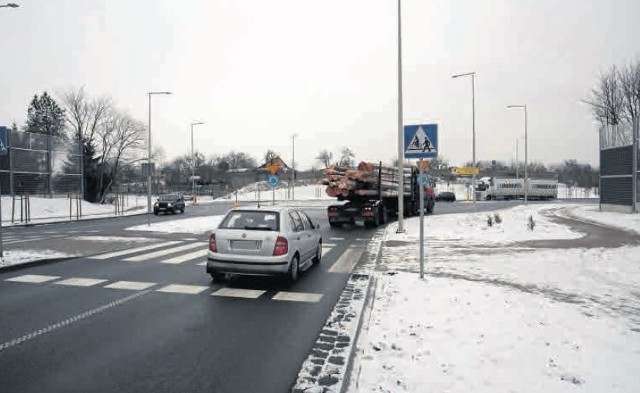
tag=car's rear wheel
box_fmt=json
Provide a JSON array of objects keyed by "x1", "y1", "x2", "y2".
[
  {"x1": 287, "y1": 255, "x2": 299, "y2": 284},
  {"x1": 210, "y1": 272, "x2": 225, "y2": 282},
  {"x1": 312, "y1": 243, "x2": 322, "y2": 264},
  {"x1": 181, "y1": 207, "x2": 185, "y2": 213}
]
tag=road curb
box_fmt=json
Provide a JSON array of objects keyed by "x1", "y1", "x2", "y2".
[
  {"x1": 0, "y1": 257, "x2": 77, "y2": 274},
  {"x1": 290, "y1": 226, "x2": 386, "y2": 393},
  {"x1": 2, "y1": 211, "x2": 147, "y2": 228}
]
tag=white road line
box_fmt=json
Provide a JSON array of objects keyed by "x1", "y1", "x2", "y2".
[
  {"x1": 125, "y1": 242, "x2": 203, "y2": 262},
  {"x1": 155, "y1": 284, "x2": 209, "y2": 295},
  {"x1": 328, "y1": 248, "x2": 364, "y2": 273},
  {"x1": 104, "y1": 281, "x2": 156, "y2": 291},
  {"x1": 322, "y1": 246, "x2": 334, "y2": 255},
  {"x1": 196, "y1": 261, "x2": 207, "y2": 266},
  {"x1": 55, "y1": 278, "x2": 108, "y2": 287},
  {"x1": 161, "y1": 249, "x2": 208, "y2": 264},
  {"x1": 212, "y1": 288, "x2": 266, "y2": 299},
  {"x1": 323, "y1": 243, "x2": 337, "y2": 247},
  {"x1": 329, "y1": 237, "x2": 345, "y2": 241},
  {"x1": 272, "y1": 291, "x2": 323, "y2": 303},
  {"x1": 5, "y1": 274, "x2": 60, "y2": 284},
  {"x1": 89, "y1": 241, "x2": 180, "y2": 260},
  {"x1": 0, "y1": 289, "x2": 151, "y2": 353}
]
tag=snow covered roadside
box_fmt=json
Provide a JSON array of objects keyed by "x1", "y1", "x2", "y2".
[
  {"x1": 346, "y1": 205, "x2": 640, "y2": 393},
  {"x1": 0, "y1": 250, "x2": 76, "y2": 268},
  {"x1": 126, "y1": 215, "x2": 225, "y2": 234},
  {"x1": 562, "y1": 204, "x2": 640, "y2": 235}
]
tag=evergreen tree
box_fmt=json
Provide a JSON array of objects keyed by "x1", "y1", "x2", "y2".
[{"x1": 25, "y1": 92, "x2": 66, "y2": 136}]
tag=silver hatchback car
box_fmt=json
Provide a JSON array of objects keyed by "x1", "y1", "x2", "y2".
[{"x1": 206, "y1": 207, "x2": 322, "y2": 283}]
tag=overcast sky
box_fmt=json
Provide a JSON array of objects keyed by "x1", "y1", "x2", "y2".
[{"x1": 1, "y1": 0, "x2": 638, "y2": 169}]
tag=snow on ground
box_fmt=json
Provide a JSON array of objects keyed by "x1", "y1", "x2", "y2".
[
  {"x1": 126, "y1": 215, "x2": 225, "y2": 234},
  {"x1": 0, "y1": 195, "x2": 147, "y2": 226},
  {"x1": 348, "y1": 204, "x2": 640, "y2": 393},
  {"x1": 215, "y1": 183, "x2": 335, "y2": 202},
  {"x1": 564, "y1": 204, "x2": 640, "y2": 235},
  {"x1": 0, "y1": 250, "x2": 76, "y2": 267},
  {"x1": 67, "y1": 236, "x2": 157, "y2": 243}
]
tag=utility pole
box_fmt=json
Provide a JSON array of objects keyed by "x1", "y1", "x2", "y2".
[{"x1": 396, "y1": 0, "x2": 405, "y2": 233}]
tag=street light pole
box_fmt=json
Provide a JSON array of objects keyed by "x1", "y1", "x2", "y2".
[
  {"x1": 452, "y1": 71, "x2": 477, "y2": 204},
  {"x1": 147, "y1": 91, "x2": 171, "y2": 227},
  {"x1": 291, "y1": 134, "x2": 298, "y2": 200},
  {"x1": 507, "y1": 105, "x2": 528, "y2": 204},
  {"x1": 396, "y1": 0, "x2": 405, "y2": 233},
  {"x1": 190, "y1": 121, "x2": 205, "y2": 197}
]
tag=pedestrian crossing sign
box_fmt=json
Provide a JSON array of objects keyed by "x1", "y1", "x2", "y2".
[{"x1": 404, "y1": 124, "x2": 438, "y2": 159}]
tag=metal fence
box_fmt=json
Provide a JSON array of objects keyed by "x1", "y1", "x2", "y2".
[
  {"x1": 599, "y1": 120, "x2": 639, "y2": 212},
  {"x1": 0, "y1": 130, "x2": 81, "y2": 196}
]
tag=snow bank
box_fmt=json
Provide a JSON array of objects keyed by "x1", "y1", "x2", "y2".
[{"x1": 126, "y1": 215, "x2": 225, "y2": 234}]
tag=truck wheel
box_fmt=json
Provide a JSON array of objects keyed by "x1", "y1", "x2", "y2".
[{"x1": 427, "y1": 201, "x2": 434, "y2": 214}]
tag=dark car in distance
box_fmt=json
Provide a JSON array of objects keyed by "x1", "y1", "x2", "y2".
[
  {"x1": 435, "y1": 191, "x2": 456, "y2": 202},
  {"x1": 154, "y1": 194, "x2": 186, "y2": 215}
]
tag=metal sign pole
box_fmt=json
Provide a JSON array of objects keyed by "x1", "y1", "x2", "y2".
[
  {"x1": 419, "y1": 160, "x2": 425, "y2": 279},
  {"x1": 0, "y1": 182, "x2": 3, "y2": 260},
  {"x1": 633, "y1": 116, "x2": 638, "y2": 213}
]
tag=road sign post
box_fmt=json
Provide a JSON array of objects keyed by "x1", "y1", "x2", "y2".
[
  {"x1": 0, "y1": 126, "x2": 8, "y2": 259},
  {"x1": 404, "y1": 124, "x2": 438, "y2": 279},
  {"x1": 268, "y1": 175, "x2": 280, "y2": 206}
]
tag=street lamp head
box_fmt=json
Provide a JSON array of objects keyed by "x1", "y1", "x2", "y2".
[
  {"x1": 2, "y1": 3, "x2": 20, "y2": 7},
  {"x1": 191, "y1": 121, "x2": 205, "y2": 126},
  {"x1": 452, "y1": 71, "x2": 475, "y2": 79},
  {"x1": 148, "y1": 91, "x2": 172, "y2": 96},
  {"x1": 507, "y1": 105, "x2": 526, "y2": 109}
]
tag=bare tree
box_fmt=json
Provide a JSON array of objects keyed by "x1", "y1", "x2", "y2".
[
  {"x1": 62, "y1": 87, "x2": 111, "y2": 147},
  {"x1": 620, "y1": 62, "x2": 640, "y2": 123},
  {"x1": 263, "y1": 149, "x2": 279, "y2": 164},
  {"x1": 315, "y1": 149, "x2": 333, "y2": 168},
  {"x1": 585, "y1": 65, "x2": 630, "y2": 147},
  {"x1": 95, "y1": 111, "x2": 146, "y2": 201},
  {"x1": 338, "y1": 147, "x2": 355, "y2": 167}
]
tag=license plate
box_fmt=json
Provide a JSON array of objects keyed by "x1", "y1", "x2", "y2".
[{"x1": 231, "y1": 240, "x2": 261, "y2": 250}]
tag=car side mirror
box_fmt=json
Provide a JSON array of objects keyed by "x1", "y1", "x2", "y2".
[{"x1": 315, "y1": 223, "x2": 321, "y2": 230}]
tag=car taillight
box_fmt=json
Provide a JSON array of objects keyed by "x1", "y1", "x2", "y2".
[
  {"x1": 273, "y1": 236, "x2": 288, "y2": 256},
  {"x1": 209, "y1": 233, "x2": 217, "y2": 252}
]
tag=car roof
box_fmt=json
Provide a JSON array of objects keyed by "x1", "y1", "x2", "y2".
[{"x1": 229, "y1": 206, "x2": 297, "y2": 214}]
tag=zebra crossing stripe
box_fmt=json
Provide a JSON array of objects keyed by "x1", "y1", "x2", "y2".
[
  {"x1": 103, "y1": 281, "x2": 156, "y2": 291},
  {"x1": 212, "y1": 288, "x2": 266, "y2": 299},
  {"x1": 161, "y1": 249, "x2": 208, "y2": 265},
  {"x1": 155, "y1": 284, "x2": 209, "y2": 294},
  {"x1": 54, "y1": 278, "x2": 108, "y2": 287},
  {"x1": 124, "y1": 242, "x2": 204, "y2": 262},
  {"x1": 6, "y1": 274, "x2": 60, "y2": 283},
  {"x1": 328, "y1": 248, "x2": 363, "y2": 273},
  {"x1": 89, "y1": 241, "x2": 181, "y2": 260},
  {"x1": 272, "y1": 291, "x2": 323, "y2": 303}
]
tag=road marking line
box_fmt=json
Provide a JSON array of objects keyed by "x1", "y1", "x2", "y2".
[
  {"x1": 328, "y1": 248, "x2": 364, "y2": 273},
  {"x1": 0, "y1": 289, "x2": 151, "y2": 353},
  {"x1": 330, "y1": 237, "x2": 345, "y2": 241},
  {"x1": 5, "y1": 274, "x2": 60, "y2": 284},
  {"x1": 272, "y1": 291, "x2": 323, "y2": 303},
  {"x1": 324, "y1": 243, "x2": 337, "y2": 247},
  {"x1": 322, "y1": 246, "x2": 334, "y2": 255},
  {"x1": 161, "y1": 249, "x2": 208, "y2": 264},
  {"x1": 155, "y1": 284, "x2": 209, "y2": 294},
  {"x1": 104, "y1": 281, "x2": 156, "y2": 291},
  {"x1": 212, "y1": 288, "x2": 266, "y2": 299},
  {"x1": 55, "y1": 278, "x2": 109, "y2": 287},
  {"x1": 125, "y1": 242, "x2": 203, "y2": 262},
  {"x1": 89, "y1": 241, "x2": 181, "y2": 260},
  {"x1": 196, "y1": 261, "x2": 206, "y2": 266}
]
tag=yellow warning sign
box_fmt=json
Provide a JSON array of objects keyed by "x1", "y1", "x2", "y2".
[
  {"x1": 267, "y1": 163, "x2": 280, "y2": 175},
  {"x1": 451, "y1": 167, "x2": 479, "y2": 176}
]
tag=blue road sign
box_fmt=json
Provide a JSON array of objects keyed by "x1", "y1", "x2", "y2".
[
  {"x1": 420, "y1": 174, "x2": 430, "y2": 186},
  {"x1": 404, "y1": 124, "x2": 438, "y2": 159},
  {"x1": 0, "y1": 127, "x2": 7, "y2": 156},
  {"x1": 268, "y1": 175, "x2": 280, "y2": 187}
]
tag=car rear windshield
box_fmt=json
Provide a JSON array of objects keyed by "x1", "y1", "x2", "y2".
[
  {"x1": 219, "y1": 211, "x2": 280, "y2": 231},
  {"x1": 158, "y1": 195, "x2": 177, "y2": 201}
]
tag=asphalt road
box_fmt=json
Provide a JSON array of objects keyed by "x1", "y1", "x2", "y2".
[{"x1": 0, "y1": 198, "x2": 599, "y2": 392}]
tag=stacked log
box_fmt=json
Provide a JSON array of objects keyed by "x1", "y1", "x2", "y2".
[{"x1": 320, "y1": 162, "x2": 413, "y2": 199}]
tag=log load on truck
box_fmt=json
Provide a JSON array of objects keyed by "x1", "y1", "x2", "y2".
[{"x1": 320, "y1": 161, "x2": 435, "y2": 228}]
